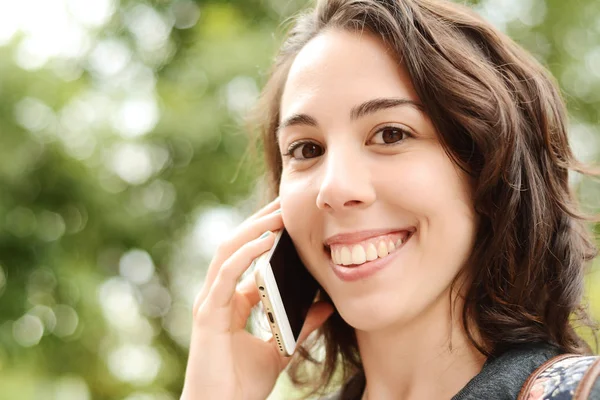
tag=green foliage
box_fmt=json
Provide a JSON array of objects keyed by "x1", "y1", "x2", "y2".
[{"x1": 0, "y1": 1, "x2": 597, "y2": 399}]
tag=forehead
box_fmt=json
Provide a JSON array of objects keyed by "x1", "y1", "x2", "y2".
[{"x1": 280, "y1": 29, "x2": 420, "y2": 119}]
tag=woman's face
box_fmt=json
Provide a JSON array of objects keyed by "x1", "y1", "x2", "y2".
[{"x1": 278, "y1": 29, "x2": 477, "y2": 331}]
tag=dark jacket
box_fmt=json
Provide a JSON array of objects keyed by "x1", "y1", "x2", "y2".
[{"x1": 320, "y1": 342, "x2": 600, "y2": 399}]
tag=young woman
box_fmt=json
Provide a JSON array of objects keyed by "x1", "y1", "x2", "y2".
[{"x1": 181, "y1": 0, "x2": 600, "y2": 399}]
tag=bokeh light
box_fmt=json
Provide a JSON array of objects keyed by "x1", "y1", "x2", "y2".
[{"x1": 0, "y1": 0, "x2": 597, "y2": 399}]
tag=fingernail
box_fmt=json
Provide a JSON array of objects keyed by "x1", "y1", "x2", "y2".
[
  {"x1": 260, "y1": 230, "x2": 272, "y2": 239},
  {"x1": 273, "y1": 209, "x2": 282, "y2": 214}
]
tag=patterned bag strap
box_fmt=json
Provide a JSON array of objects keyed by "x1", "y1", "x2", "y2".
[
  {"x1": 517, "y1": 354, "x2": 600, "y2": 400},
  {"x1": 574, "y1": 356, "x2": 600, "y2": 399},
  {"x1": 517, "y1": 354, "x2": 578, "y2": 400}
]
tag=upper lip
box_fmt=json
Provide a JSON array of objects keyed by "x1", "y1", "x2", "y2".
[{"x1": 323, "y1": 227, "x2": 416, "y2": 247}]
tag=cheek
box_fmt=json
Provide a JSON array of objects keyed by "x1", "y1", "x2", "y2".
[
  {"x1": 374, "y1": 152, "x2": 457, "y2": 214},
  {"x1": 279, "y1": 175, "x2": 330, "y2": 284},
  {"x1": 279, "y1": 174, "x2": 313, "y2": 226},
  {"x1": 389, "y1": 150, "x2": 472, "y2": 213},
  {"x1": 279, "y1": 175, "x2": 317, "y2": 249},
  {"x1": 385, "y1": 150, "x2": 476, "y2": 251}
]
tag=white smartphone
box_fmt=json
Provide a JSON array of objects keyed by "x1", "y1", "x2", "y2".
[{"x1": 253, "y1": 229, "x2": 320, "y2": 356}]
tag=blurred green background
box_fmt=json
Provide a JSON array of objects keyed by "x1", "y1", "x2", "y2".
[{"x1": 0, "y1": 0, "x2": 598, "y2": 399}]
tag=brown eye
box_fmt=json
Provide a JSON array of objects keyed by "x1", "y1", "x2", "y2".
[
  {"x1": 370, "y1": 126, "x2": 411, "y2": 145},
  {"x1": 382, "y1": 128, "x2": 402, "y2": 143},
  {"x1": 287, "y1": 141, "x2": 324, "y2": 160}
]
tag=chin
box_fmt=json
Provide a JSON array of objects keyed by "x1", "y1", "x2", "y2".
[{"x1": 333, "y1": 295, "x2": 416, "y2": 332}]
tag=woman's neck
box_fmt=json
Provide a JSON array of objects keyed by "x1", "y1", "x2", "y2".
[{"x1": 355, "y1": 292, "x2": 486, "y2": 400}]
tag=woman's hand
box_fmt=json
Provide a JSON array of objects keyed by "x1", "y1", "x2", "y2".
[{"x1": 180, "y1": 197, "x2": 334, "y2": 400}]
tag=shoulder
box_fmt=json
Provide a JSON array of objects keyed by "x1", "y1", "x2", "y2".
[
  {"x1": 318, "y1": 342, "x2": 594, "y2": 400},
  {"x1": 452, "y1": 342, "x2": 563, "y2": 400}
]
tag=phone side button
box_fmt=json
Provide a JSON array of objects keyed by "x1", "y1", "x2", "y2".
[{"x1": 267, "y1": 312, "x2": 275, "y2": 324}]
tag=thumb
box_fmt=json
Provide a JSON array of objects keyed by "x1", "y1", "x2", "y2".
[{"x1": 296, "y1": 301, "x2": 335, "y2": 346}]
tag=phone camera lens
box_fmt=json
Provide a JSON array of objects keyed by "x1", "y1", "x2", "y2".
[{"x1": 259, "y1": 286, "x2": 265, "y2": 291}]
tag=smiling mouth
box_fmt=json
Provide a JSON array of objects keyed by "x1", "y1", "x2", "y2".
[{"x1": 324, "y1": 230, "x2": 415, "y2": 267}]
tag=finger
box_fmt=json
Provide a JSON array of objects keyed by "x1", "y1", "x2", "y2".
[
  {"x1": 193, "y1": 226, "x2": 278, "y2": 316},
  {"x1": 205, "y1": 231, "x2": 278, "y2": 309},
  {"x1": 198, "y1": 211, "x2": 283, "y2": 304},
  {"x1": 236, "y1": 270, "x2": 261, "y2": 307},
  {"x1": 230, "y1": 274, "x2": 261, "y2": 330}
]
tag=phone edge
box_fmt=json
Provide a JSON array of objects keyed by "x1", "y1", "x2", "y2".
[{"x1": 254, "y1": 243, "x2": 298, "y2": 356}]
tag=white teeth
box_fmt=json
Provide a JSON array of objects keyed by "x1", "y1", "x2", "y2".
[
  {"x1": 366, "y1": 243, "x2": 378, "y2": 261},
  {"x1": 335, "y1": 248, "x2": 341, "y2": 265},
  {"x1": 340, "y1": 247, "x2": 352, "y2": 265},
  {"x1": 377, "y1": 241, "x2": 389, "y2": 258},
  {"x1": 352, "y1": 245, "x2": 366, "y2": 264},
  {"x1": 387, "y1": 240, "x2": 395, "y2": 253},
  {"x1": 330, "y1": 233, "x2": 410, "y2": 265}
]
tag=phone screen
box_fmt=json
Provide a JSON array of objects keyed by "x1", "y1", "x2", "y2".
[{"x1": 269, "y1": 229, "x2": 320, "y2": 340}]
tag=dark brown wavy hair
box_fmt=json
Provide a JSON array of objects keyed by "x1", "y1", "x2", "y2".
[{"x1": 250, "y1": 0, "x2": 600, "y2": 396}]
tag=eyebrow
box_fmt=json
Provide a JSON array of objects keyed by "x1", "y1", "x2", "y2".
[{"x1": 277, "y1": 97, "x2": 424, "y2": 139}]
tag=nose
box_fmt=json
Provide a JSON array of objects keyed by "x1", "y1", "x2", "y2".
[{"x1": 316, "y1": 146, "x2": 376, "y2": 212}]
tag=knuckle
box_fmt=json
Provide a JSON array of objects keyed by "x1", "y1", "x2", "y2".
[
  {"x1": 217, "y1": 261, "x2": 237, "y2": 282},
  {"x1": 193, "y1": 303, "x2": 211, "y2": 324},
  {"x1": 215, "y1": 240, "x2": 233, "y2": 258}
]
